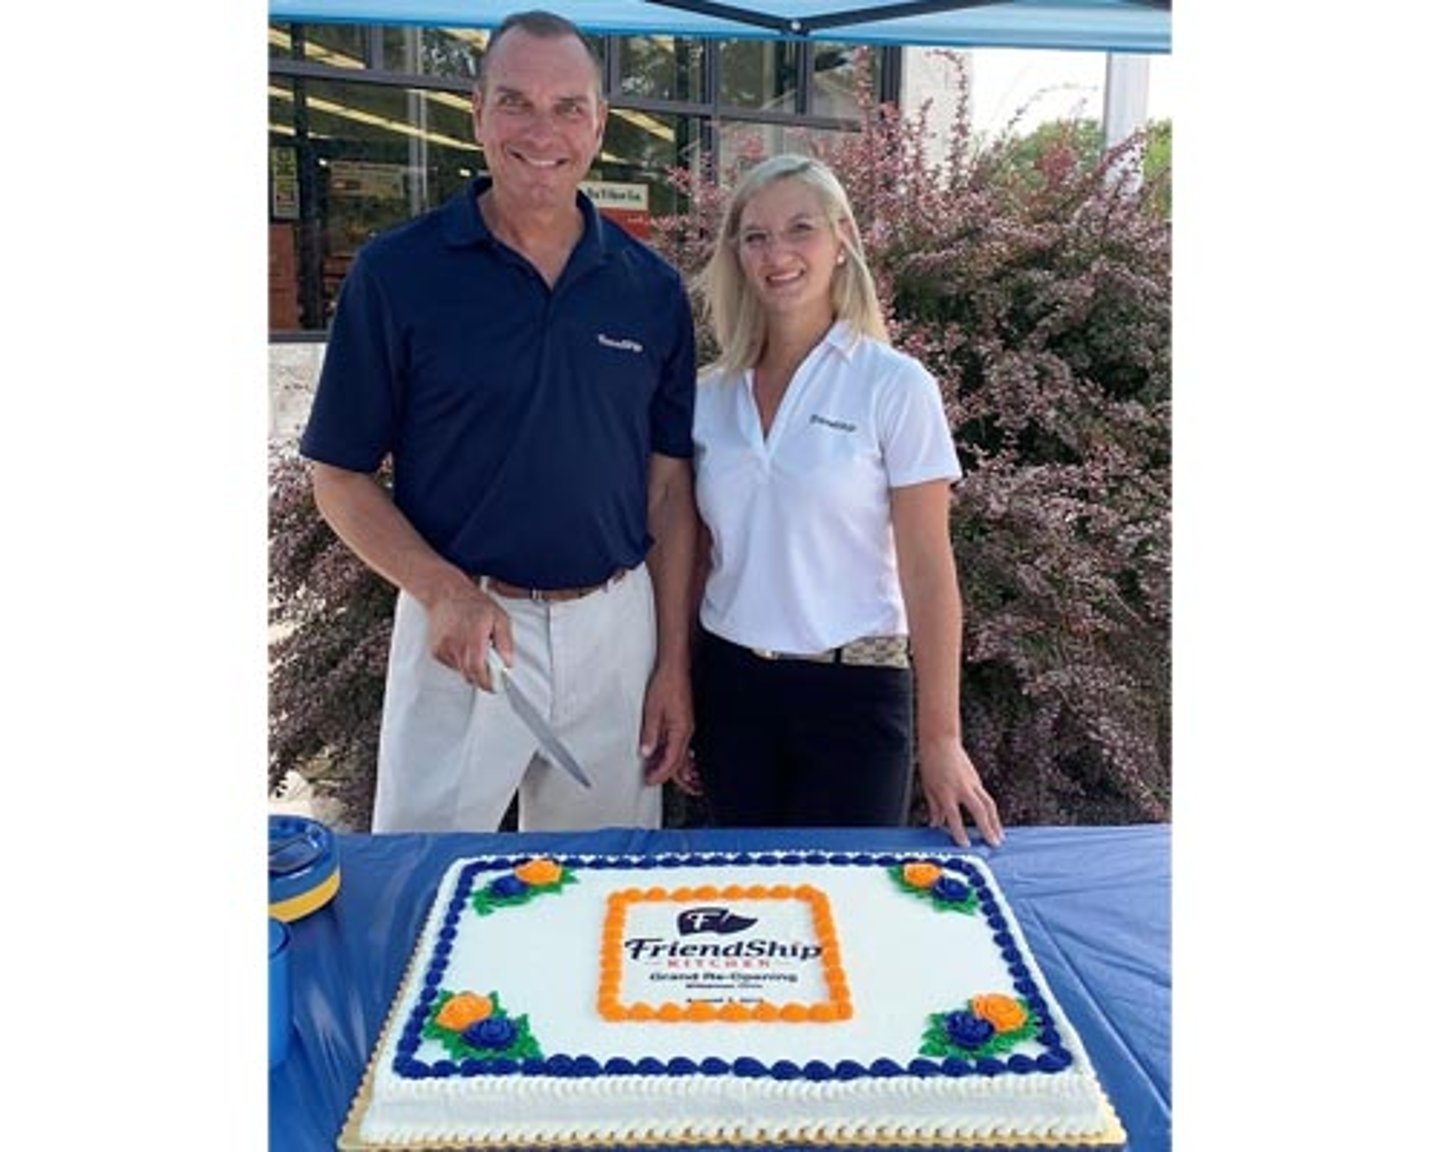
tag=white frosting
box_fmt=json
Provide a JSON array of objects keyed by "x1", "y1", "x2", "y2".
[{"x1": 354, "y1": 852, "x2": 1116, "y2": 1146}]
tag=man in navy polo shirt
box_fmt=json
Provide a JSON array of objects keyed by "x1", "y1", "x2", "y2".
[{"x1": 299, "y1": 10, "x2": 698, "y2": 833}]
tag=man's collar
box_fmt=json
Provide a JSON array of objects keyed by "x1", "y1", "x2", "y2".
[{"x1": 443, "y1": 175, "x2": 608, "y2": 263}]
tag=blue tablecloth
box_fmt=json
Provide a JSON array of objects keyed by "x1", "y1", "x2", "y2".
[{"x1": 269, "y1": 825, "x2": 1171, "y2": 1152}]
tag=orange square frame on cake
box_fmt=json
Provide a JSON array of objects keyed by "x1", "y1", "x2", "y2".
[{"x1": 597, "y1": 882, "x2": 852, "y2": 1023}]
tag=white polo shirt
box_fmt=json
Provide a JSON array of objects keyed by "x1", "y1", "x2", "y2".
[{"x1": 694, "y1": 322, "x2": 962, "y2": 654}]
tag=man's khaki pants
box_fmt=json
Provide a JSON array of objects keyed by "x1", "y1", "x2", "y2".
[{"x1": 371, "y1": 565, "x2": 662, "y2": 833}]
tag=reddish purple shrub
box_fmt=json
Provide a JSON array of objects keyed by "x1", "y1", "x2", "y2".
[{"x1": 268, "y1": 450, "x2": 392, "y2": 821}]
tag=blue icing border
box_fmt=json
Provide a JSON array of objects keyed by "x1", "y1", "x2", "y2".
[{"x1": 393, "y1": 852, "x2": 1072, "y2": 1082}]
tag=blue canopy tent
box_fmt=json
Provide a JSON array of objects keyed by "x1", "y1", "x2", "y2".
[{"x1": 267, "y1": 0, "x2": 1171, "y2": 54}]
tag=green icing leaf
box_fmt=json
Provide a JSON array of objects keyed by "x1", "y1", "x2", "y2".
[
  {"x1": 470, "y1": 864, "x2": 578, "y2": 916},
  {"x1": 932, "y1": 888, "x2": 980, "y2": 914},
  {"x1": 886, "y1": 864, "x2": 979, "y2": 914},
  {"x1": 422, "y1": 990, "x2": 545, "y2": 1063},
  {"x1": 508, "y1": 1014, "x2": 543, "y2": 1061},
  {"x1": 918, "y1": 999, "x2": 1039, "y2": 1060}
]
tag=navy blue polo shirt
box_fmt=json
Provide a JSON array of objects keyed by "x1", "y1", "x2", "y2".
[{"x1": 300, "y1": 177, "x2": 696, "y2": 589}]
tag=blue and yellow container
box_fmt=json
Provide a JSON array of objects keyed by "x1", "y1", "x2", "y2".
[{"x1": 268, "y1": 815, "x2": 340, "y2": 922}]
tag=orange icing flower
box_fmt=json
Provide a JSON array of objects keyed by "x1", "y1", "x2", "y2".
[
  {"x1": 971, "y1": 993, "x2": 1028, "y2": 1033},
  {"x1": 513, "y1": 857, "x2": 562, "y2": 886},
  {"x1": 436, "y1": 992, "x2": 492, "y2": 1031},
  {"x1": 902, "y1": 861, "x2": 942, "y2": 888}
]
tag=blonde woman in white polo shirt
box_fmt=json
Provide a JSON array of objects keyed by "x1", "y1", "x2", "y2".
[{"x1": 690, "y1": 154, "x2": 1003, "y2": 848}]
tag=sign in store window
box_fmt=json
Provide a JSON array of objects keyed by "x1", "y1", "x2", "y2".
[
  {"x1": 329, "y1": 160, "x2": 407, "y2": 199},
  {"x1": 582, "y1": 180, "x2": 651, "y2": 240},
  {"x1": 270, "y1": 147, "x2": 299, "y2": 220}
]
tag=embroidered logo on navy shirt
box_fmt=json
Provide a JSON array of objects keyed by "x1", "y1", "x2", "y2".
[
  {"x1": 597, "y1": 333, "x2": 645, "y2": 354},
  {"x1": 809, "y1": 414, "x2": 857, "y2": 433}
]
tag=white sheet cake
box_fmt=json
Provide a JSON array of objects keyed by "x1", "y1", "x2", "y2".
[{"x1": 340, "y1": 849, "x2": 1124, "y2": 1149}]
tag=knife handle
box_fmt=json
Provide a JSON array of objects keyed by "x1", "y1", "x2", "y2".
[{"x1": 483, "y1": 646, "x2": 509, "y2": 690}]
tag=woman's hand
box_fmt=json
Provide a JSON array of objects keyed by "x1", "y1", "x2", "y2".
[{"x1": 918, "y1": 736, "x2": 1004, "y2": 848}]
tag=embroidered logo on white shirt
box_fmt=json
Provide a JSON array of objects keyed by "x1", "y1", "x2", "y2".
[
  {"x1": 597, "y1": 334, "x2": 644, "y2": 354},
  {"x1": 809, "y1": 414, "x2": 857, "y2": 433}
]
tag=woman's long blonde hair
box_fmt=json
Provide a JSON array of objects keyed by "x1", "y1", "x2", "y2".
[{"x1": 697, "y1": 154, "x2": 888, "y2": 374}]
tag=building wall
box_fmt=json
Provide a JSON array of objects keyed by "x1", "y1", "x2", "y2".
[{"x1": 900, "y1": 47, "x2": 968, "y2": 167}]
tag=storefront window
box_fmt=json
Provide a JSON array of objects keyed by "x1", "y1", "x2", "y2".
[
  {"x1": 716, "y1": 120, "x2": 852, "y2": 175},
  {"x1": 719, "y1": 39, "x2": 799, "y2": 112},
  {"x1": 269, "y1": 22, "x2": 885, "y2": 332},
  {"x1": 597, "y1": 111, "x2": 703, "y2": 220},
  {"x1": 619, "y1": 36, "x2": 705, "y2": 102},
  {"x1": 269, "y1": 74, "x2": 481, "y2": 327},
  {"x1": 810, "y1": 42, "x2": 873, "y2": 119},
  {"x1": 381, "y1": 26, "x2": 485, "y2": 80},
  {"x1": 269, "y1": 21, "x2": 369, "y2": 69}
]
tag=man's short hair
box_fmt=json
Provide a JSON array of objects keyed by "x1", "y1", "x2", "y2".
[{"x1": 477, "y1": 9, "x2": 603, "y2": 95}]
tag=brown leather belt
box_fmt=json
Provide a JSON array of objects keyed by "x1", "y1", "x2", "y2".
[
  {"x1": 750, "y1": 634, "x2": 910, "y2": 669},
  {"x1": 481, "y1": 567, "x2": 629, "y2": 604}
]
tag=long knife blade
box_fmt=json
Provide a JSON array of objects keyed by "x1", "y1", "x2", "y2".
[{"x1": 485, "y1": 648, "x2": 593, "y2": 789}]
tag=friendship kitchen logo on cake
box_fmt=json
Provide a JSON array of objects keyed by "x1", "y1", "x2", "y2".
[
  {"x1": 598, "y1": 882, "x2": 851, "y2": 1023},
  {"x1": 676, "y1": 906, "x2": 757, "y2": 935}
]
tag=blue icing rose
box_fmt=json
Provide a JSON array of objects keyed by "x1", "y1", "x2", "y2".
[
  {"x1": 488, "y1": 874, "x2": 527, "y2": 898},
  {"x1": 945, "y1": 1010, "x2": 996, "y2": 1049},
  {"x1": 463, "y1": 1017, "x2": 517, "y2": 1050},
  {"x1": 932, "y1": 876, "x2": 972, "y2": 903}
]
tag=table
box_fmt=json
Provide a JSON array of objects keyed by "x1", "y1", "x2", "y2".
[{"x1": 269, "y1": 825, "x2": 1171, "y2": 1152}]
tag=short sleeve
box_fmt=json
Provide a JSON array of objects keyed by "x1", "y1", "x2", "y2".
[
  {"x1": 876, "y1": 356, "x2": 962, "y2": 488},
  {"x1": 299, "y1": 252, "x2": 404, "y2": 473},
  {"x1": 648, "y1": 279, "x2": 697, "y2": 460}
]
